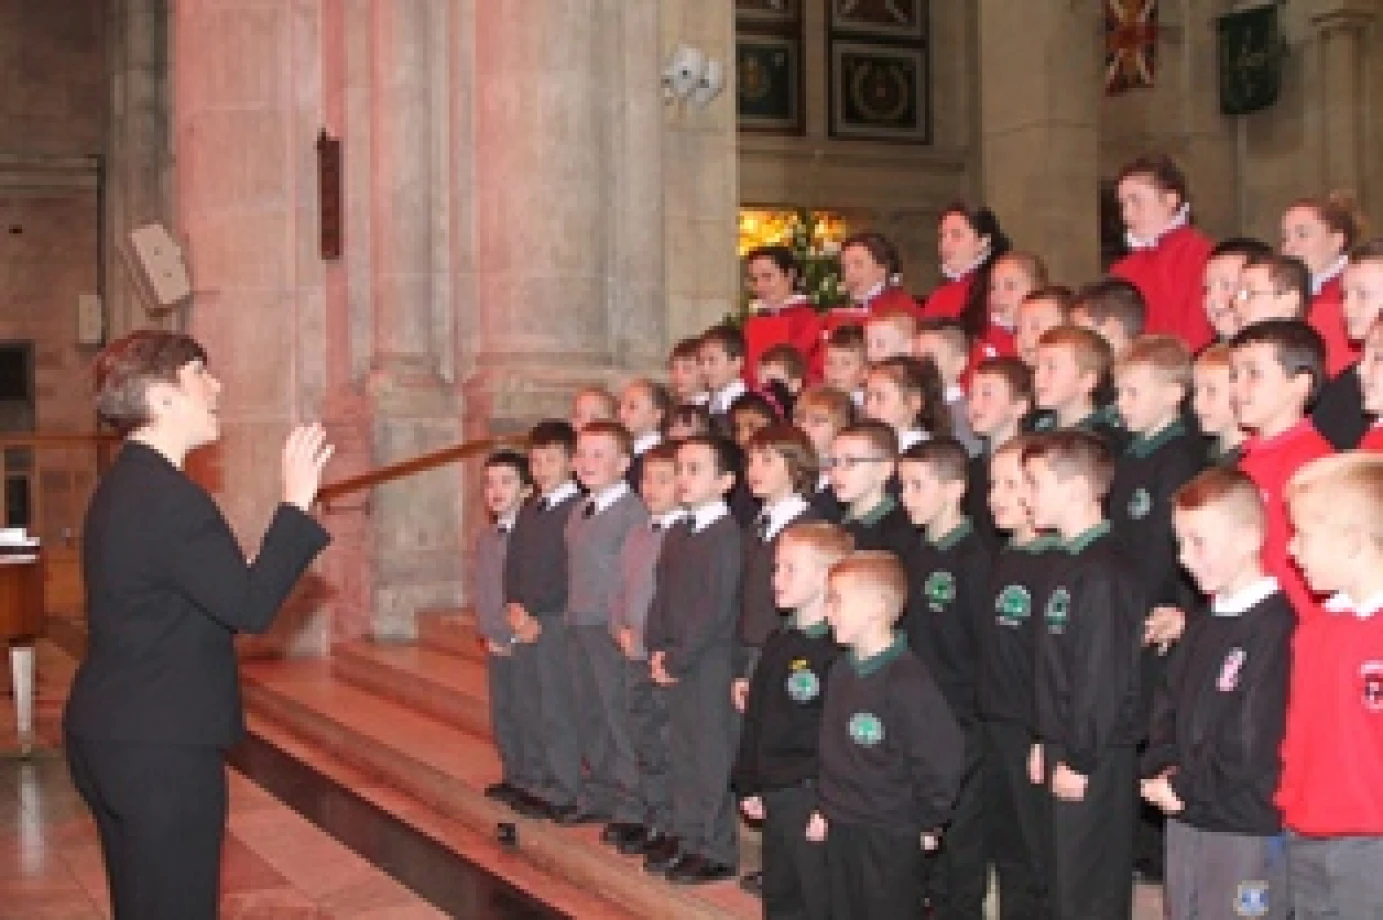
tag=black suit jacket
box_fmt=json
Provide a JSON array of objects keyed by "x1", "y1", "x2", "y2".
[{"x1": 64, "y1": 442, "x2": 331, "y2": 748}]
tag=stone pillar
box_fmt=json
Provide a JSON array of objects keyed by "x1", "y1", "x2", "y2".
[
  {"x1": 104, "y1": 0, "x2": 172, "y2": 338},
  {"x1": 1310, "y1": 0, "x2": 1377, "y2": 197},
  {"x1": 366, "y1": 0, "x2": 462, "y2": 640},
  {"x1": 977, "y1": 0, "x2": 1100, "y2": 283}
]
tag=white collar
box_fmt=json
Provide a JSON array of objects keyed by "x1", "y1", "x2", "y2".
[
  {"x1": 652, "y1": 508, "x2": 686, "y2": 530},
  {"x1": 689, "y1": 390, "x2": 710, "y2": 406},
  {"x1": 944, "y1": 384, "x2": 964, "y2": 404},
  {"x1": 1212, "y1": 576, "x2": 1280, "y2": 616},
  {"x1": 632, "y1": 431, "x2": 662, "y2": 456},
  {"x1": 989, "y1": 312, "x2": 1015, "y2": 332},
  {"x1": 1311, "y1": 255, "x2": 1348, "y2": 297},
  {"x1": 855, "y1": 280, "x2": 887, "y2": 306},
  {"x1": 586, "y1": 480, "x2": 630, "y2": 514},
  {"x1": 851, "y1": 388, "x2": 865, "y2": 407},
  {"x1": 818, "y1": 472, "x2": 832, "y2": 492},
  {"x1": 753, "y1": 293, "x2": 811, "y2": 315},
  {"x1": 541, "y1": 480, "x2": 580, "y2": 508},
  {"x1": 496, "y1": 510, "x2": 520, "y2": 533},
  {"x1": 1125, "y1": 203, "x2": 1190, "y2": 251},
  {"x1": 689, "y1": 500, "x2": 730, "y2": 533},
  {"x1": 711, "y1": 378, "x2": 747, "y2": 414},
  {"x1": 758, "y1": 493, "x2": 810, "y2": 541},
  {"x1": 898, "y1": 428, "x2": 929, "y2": 451},
  {"x1": 1324, "y1": 590, "x2": 1383, "y2": 619},
  {"x1": 941, "y1": 244, "x2": 990, "y2": 283}
]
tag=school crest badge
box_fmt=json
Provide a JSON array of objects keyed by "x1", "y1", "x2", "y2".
[
  {"x1": 924, "y1": 570, "x2": 956, "y2": 613},
  {"x1": 786, "y1": 665, "x2": 821, "y2": 703},
  {"x1": 1045, "y1": 587, "x2": 1071, "y2": 633},
  {"x1": 995, "y1": 584, "x2": 1031, "y2": 626},
  {"x1": 1128, "y1": 486, "x2": 1152, "y2": 520},
  {"x1": 848, "y1": 712, "x2": 885, "y2": 747},
  {"x1": 1234, "y1": 880, "x2": 1269, "y2": 917},
  {"x1": 1217, "y1": 647, "x2": 1246, "y2": 692},
  {"x1": 1360, "y1": 661, "x2": 1383, "y2": 713}
]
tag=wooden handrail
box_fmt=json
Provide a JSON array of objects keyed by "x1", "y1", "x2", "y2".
[
  {"x1": 0, "y1": 433, "x2": 118, "y2": 448},
  {"x1": 317, "y1": 435, "x2": 515, "y2": 503}
]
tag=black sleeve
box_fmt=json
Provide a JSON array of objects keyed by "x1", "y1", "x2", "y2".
[
  {"x1": 165, "y1": 499, "x2": 330, "y2": 635},
  {"x1": 501, "y1": 508, "x2": 526, "y2": 605},
  {"x1": 893, "y1": 662, "x2": 964, "y2": 831},
  {"x1": 1171, "y1": 615, "x2": 1292, "y2": 819},
  {"x1": 731, "y1": 643, "x2": 771, "y2": 796},
  {"x1": 1141, "y1": 447, "x2": 1206, "y2": 605},
  {"x1": 1140, "y1": 617, "x2": 1199, "y2": 777},
  {"x1": 1312, "y1": 366, "x2": 1367, "y2": 450},
  {"x1": 1065, "y1": 565, "x2": 1142, "y2": 774}
]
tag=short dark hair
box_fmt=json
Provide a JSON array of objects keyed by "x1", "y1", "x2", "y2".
[
  {"x1": 1116, "y1": 153, "x2": 1190, "y2": 208},
  {"x1": 1021, "y1": 429, "x2": 1116, "y2": 498},
  {"x1": 1209, "y1": 236, "x2": 1273, "y2": 263},
  {"x1": 759, "y1": 343, "x2": 807, "y2": 381},
  {"x1": 699, "y1": 324, "x2": 747, "y2": 361},
  {"x1": 1243, "y1": 253, "x2": 1310, "y2": 309},
  {"x1": 730, "y1": 390, "x2": 782, "y2": 424},
  {"x1": 668, "y1": 402, "x2": 713, "y2": 436},
  {"x1": 679, "y1": 434, "x2": 741, "y2": 480},
  {"x1": 836, "y1": 420, "x2": 899, "y2": 459},
  {"x1": 484, "y1": 449, "x2": 534, "y2": 487},
  {"x1": 527, "y1": 419, "x2": 577, "y2": 454},
  {"x1": 745, "y1": 245, "x2": 803, "y2": 290},
  {"x1": 670, "y1": 336, "x2": 702, "y2": 361},
  {"x1": 839, "y1": 231, "x2": 902, "y2": 278},
  {"x1": 1022, "y1": 285, "x2": 1076, "y2": 316},
  {"x1": 826, "y1": 323, "x2": 867, "y2": 354},
  {"x1": 916, "y1": 317, "x2": 973, "y2": 352},
  {"x1": 972, "y1": 356, "x2": 1033, "y2": 403},
  {"x1": 1075, "y1": 278, "x2": 1147, "y2": 339},
  {"x1": 93, "y1": 330, "x2": 209, "y2": 435},
  {"x1": 1229, "y1": 319, "x2": 1327, "y2": 404},
  {"x1": 899, "y1": 437, "x2": 969, "y2": 485},
  {"x1": 1350, "y1": 237, "x2": 1383, "y2": 265},
  {"x1": 643, "y1": 441, "x2": 679, "y2": 467}
]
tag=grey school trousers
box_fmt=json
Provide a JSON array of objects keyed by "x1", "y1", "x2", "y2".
[
  {"x1": 566, "y1": 624, "x2": 642, "y2": 822},
  {"x1": 510, "y1": 615, "x2": 582, "y2": 807},
  {"x1": 485, "y1": 648, "x2": 525, "y2": 787},
  {"x1": 1289, "y1": 833, "x2": 1383, "y2": 919},
  {"x1": 1164, "y1": 818, "x2": 1287, "y2": 920},
  {"x1": 624, "y1": 657, "x2": 671, "y2": 831}
]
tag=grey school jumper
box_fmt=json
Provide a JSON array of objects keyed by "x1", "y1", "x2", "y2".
[
  {"x1": 565, "y1": 485, "x2": 648, "y2": 821},
  {"x1": 472, "y1": 517, "x2": 526, "y2": 789},
  {"x1": 503, "y1": 483, "x2": 581, "y2": 807}
]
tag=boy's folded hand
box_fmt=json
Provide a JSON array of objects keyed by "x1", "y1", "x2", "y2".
[
  {"x1": 1027, "y1": 743, "x2": 1044, "y2": 785},
  {"x1": 731, "y1": 678, "x2": 750, "y2": 713},
  {"x1": 920, "y1": 832, "x2": 939, "y2": 852},
  {"x1": 1144, "y1": 605, "x2": 1187, "y2": 652},
  {"x1": 740, "y1": 796, "x2": 765, "y2": 821},
  {"x1": 1051, "y1": 763, "x2": 1088, "y2": 802},
  {"x1": 805, "y1": 811, "x2": 828, "y2": 843}
]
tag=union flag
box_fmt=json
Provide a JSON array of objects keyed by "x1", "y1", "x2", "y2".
[{"x1": 1106, "y1": 0, "x2": 1158, "y2": 95}]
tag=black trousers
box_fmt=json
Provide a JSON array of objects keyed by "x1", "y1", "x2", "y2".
[
  {"x1": 760, "y1": 784, "x2": 830, "y2": 920},
  {"x1": 930, "y1": 723, "x2": 987, "y2": 920},
  {"x1": 66, "y1": 733, "x2": 228, "y2": 920},
  {"x1": 826, "y1": 820, "x2": 925, "y2": 920},
  {"x1": 1046, "y1": 746, "x2": 1136, "y2": 920},
  {"x1": 981, "y1": 719, "x2": 1050, "y2": 920}
]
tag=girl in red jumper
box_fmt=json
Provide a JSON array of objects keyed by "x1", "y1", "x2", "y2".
[
  {"x1": 1111, "y1": 155, "x2": 1214, "y2": 352},
  {"x1": 980, "y1": 251, "x2": 1047, "y2": 365},
  {"x1": 827, "y1": 231, "x2": 923, "y2": 336},
  {"x1": 743, "y1": 245, "x2": 825, "y2": 387},
  {"x1": 1280, "y1": 192, "x2": 1368, "y2": 378}
]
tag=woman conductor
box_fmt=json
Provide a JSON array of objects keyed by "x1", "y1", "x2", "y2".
[{"x1": 63, "y1": 330, "x2": 334, "y2": 918}]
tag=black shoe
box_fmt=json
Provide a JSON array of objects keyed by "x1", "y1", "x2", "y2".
[
  {"x1": 738, "y1": 870, "x2": 763, "y2": 896},
  {"x1": 484, "y1": 782, "x2": 519, "y2": 804},
  {"x1": 666, "y1": 853, "x2": 736, "y2": 885},
  {"x1": 508, "y1": 792, "x2": 552, "y2": 820},
  {"x1": 643, "y1": 836, "x2": 682, "y2": 874},
  {"x1": 618, "y1": 826, "x2": 664, "y2": 856},
  {"x1": 550, "y1": 804, "x2": 611, "y2": 826},
  {"x1": 601, "y1": 822, "x2": 644, "y2": 847}
]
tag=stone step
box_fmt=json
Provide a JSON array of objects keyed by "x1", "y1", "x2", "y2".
[
  {"x1": 332, "y1": 640, "x2": 492, "y2": 739},
  {"x1": 242, "y1": 659, "x2": 759, "y2": 920},
  {"x1": 415, "y1": 609, "x2": 485, "y2": 663}
]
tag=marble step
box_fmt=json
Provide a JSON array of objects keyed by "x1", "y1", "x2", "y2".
[
  {"x1": 332, "y1": 640, "x2": 492, "y2": 739},
  {"x1": 242, "y1": 659, "x2": 759, "y2": 920},
  {"x1": 416, "y1": 608, "x2": 486, "y2": 663}
]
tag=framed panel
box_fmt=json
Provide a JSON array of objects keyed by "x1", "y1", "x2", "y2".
[
  {"x1": 735, "y1": 0, "x2": 801, "y2": 27},
  {"x1": 829, "y1": 0, "x2": 927, "y2": 41},
  {"x1": 736, "y1": 35, "x2": 802, "y2": 134},
  {"x1": 829, "y1": 40, "x2": 929, "y2": 143}
]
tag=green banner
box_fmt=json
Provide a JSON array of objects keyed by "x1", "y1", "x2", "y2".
[{"x1": 1218, "y1": 4, "x2": 1282, "y2": 116}]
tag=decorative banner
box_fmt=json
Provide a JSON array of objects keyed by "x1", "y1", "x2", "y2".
[
  {"x1": 1217, "y1": 3, "x2": 1282, "y2": 115},
  {"x1": 1105, "y1": 0, "x2": 1158, "y2": 95},
  {"x1": 735, "y1": 0, "x2": 801, "y2": 26},
  {"x1": 737, "y1": 35, "x2": 802, "y2": 134},
  {"x1": 830, "y1": 40, "x2": 929, "y2": 143},
  {"x1": 830, "y1": 0, "x2": 927, "y2": 41}
]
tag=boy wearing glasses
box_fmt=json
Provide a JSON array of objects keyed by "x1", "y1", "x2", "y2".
[
  {"x1": 1233, "y1": 254, "x2": 1309, "y2": 331},
  {"x1": 826, "y1": 421, "x2": 915, "y2": 559}
]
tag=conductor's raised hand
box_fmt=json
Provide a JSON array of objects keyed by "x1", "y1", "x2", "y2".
[{"x1": 283, "y1": 423, "x2": 335, "y2": 511}]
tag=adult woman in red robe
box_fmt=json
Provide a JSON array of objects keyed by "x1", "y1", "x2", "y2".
[
  {"x1": 925, "y1": 203, "x2": 1013, "y2": 386},
  {"x1": 1110, "y1": 155, "x2": 1214, "y2": 352},
  {"x1": 742, "y1": 244, "x2": 824, "y2": 385},
  {"x1": 825, "y1": 231, "x2": 924, "y2": 337},
  {"x1": 1281, "y1": 192, "x2": 1368, "y2": 378}
]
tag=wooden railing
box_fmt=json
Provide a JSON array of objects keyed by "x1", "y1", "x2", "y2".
[{"x1": 316, "y1": 435, "x2": 516, "y2": 505}]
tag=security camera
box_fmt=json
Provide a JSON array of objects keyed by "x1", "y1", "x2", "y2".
[
  {"x1": 691, "y1": 58, "x2": 725, "y2": 106},
  {"x1": 663, "y1": 45, "x2": 706, "y2": 100}
]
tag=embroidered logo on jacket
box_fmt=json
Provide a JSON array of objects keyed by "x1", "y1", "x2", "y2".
[
  {"x1": 1361, "y1": 661, "x2": 1383, "y2": 713},
  {"x1": 785, "y1": 659, "x2": 821, "y2": 703},
  {"x1": 924, "y1": 570, "x2": 956, "y2": 612},
  {"x1": 848, "y1": 712, "x2": 885, "y2": 747},
  {"x1": 1045, "y1": 587, "x2": 1070, "y2": 633},
  {"x1": 995, "y1": 584, "x2": 1031, "y2": 626},
  {"x1": 1128, "y1": 487, "x2": 1152, "y2": 520},
  {"x1": 1217, "y1": 648, "x2": 1246, "y2": 692}
]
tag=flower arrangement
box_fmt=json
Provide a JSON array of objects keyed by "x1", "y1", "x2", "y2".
[{"x1": 734, "y1": 208, "x2": 850, "y2": 322}]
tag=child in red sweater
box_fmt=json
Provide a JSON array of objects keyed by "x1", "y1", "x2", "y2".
[{"x1": 1281, "y1": 453, "x2": 1383, "y2": 916}]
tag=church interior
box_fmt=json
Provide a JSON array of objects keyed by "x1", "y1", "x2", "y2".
[{"x1": 2, "y1": 0, "x2": 1381, "y2": 917}]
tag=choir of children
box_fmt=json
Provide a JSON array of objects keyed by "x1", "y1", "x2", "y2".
[{"x1": 470, "y1": 154, "x2": 1383, "y2": 919}]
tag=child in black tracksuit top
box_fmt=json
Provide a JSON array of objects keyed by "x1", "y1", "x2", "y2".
[
  {"x1": 732, "y1": 521, "x2": 852, "y2": 920},
  {"x1": 975, "y1": 437, "x2": 1054, "y2": 920},
  {"x1": 1140, "y1": 467, "x2": 1292, "y2": 920},
  {"x1": 828, "y1": 421, "x2": 917, "y2": 560},
  {"x1": 810, "y1": 551, "x2": 963, "y2": 920},
  {"x1": 897, "y1": 439, "x2": 992, "y2": 920},
  {"x1": 1023, "y1": 430, "x2": 1146, "y2": 920}
]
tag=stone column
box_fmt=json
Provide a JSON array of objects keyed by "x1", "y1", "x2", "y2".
[
  {"x1": 366, "y1": 0, "x2": 462, "y2": 640},
  {"x1": 977, "y1": 0, "x2": 1100, "y2": 283},
  {"x1": 1309, "y1": 0, "x2": 1377, "y2": 197}
]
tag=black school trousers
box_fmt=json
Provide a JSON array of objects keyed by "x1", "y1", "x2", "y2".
[
  {"x1": 826, "y1": 819, "x2": 926, "y2": 920},
  {"x1": 66, "y1": 733, "x2": 228, "y2": 920},
  {"x1": 1046, "y1": 746, "x2": 1136, "y2": 920}
]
